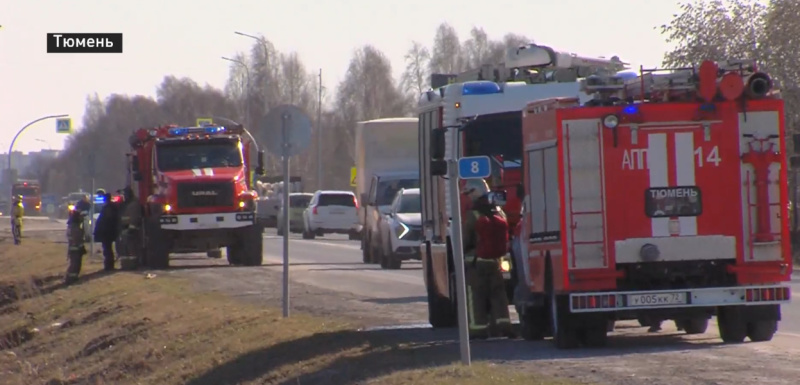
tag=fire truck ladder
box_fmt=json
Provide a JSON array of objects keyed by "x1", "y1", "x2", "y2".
[
  {"x1": 564, "y1": 121, "x2": 608, "y2": 269},
  {"x1": 451, "y1": 43, "x2": 627, "y2": 85}
]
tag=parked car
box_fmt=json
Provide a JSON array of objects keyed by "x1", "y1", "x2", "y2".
[
  {"x1": 277, "y1": 193, "x2": 314, "y2": 236},
  {"x1": 302, "y1": 190, "x2": 360, "y2": 240},
  {"x1": 377, "y1": 188, "x2": 422, "y2": 269}
]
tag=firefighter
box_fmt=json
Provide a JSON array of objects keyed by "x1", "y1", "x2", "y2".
[
  {"x1": 461, "y1": 179, "x2": 515, "y2": 340},
  {"x1": 75, "y1": 194, "x2": 91, "y2": 213},
  {"x1": 93, "y1": 193, "x2": 120, "y2": 271},
  {"x1": 65, "y1": 208, "x2": 87, "y2": 285},
  {"x1": 119, "y1": 186, "x2": 143, "y2": 267},
  {"x1": 11, "y1": 195, "x2": 24, "y2": 245}
]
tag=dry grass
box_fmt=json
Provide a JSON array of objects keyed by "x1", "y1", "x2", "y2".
[{"x1": 0, "y1": 236, "x2": 578, "y2": 385}]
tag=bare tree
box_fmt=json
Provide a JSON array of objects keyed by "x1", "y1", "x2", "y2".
[
  {"x1": 461, "y1": 27, "x2": 494, "y2": 69},
  {"x1": 429, "y1": 23, "x2": 463, "y2": 74},
  {"x1": 400, "y1": 41, "x2": 431, "y2": 96}
]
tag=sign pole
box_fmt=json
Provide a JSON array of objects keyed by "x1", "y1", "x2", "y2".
[
  {"x1": 89, "y1": 178, "x2": 95, "y2": 259},
  {"x1": 281, "y1": 112, "x2": 291, "y2": 318},
  {"x1": 448, "y1": 154, "x2": 471, "y2": 365}
]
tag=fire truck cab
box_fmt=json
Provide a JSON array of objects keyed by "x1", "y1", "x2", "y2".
[
  {"x1": 516, "y1": 60, "x2": 792, "y2": 348},
  {"x1": 126, "y1": 123, "x2": 265, "y2": 269},
  {"x1": 418, "y1": 44, "x2": 626, "y2": 328}
]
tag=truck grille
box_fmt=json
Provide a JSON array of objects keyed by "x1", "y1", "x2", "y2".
[{"x1": 176, "y1": 182, "x2": 234, "y2": 208}]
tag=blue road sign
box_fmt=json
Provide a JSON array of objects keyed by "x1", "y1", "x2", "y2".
[
  {"x1": 56, "y1": 118, "x2": 72, "y2": 134},
  {"x1": 458, "y1": 156, "x2": 491, "y2": 179}
]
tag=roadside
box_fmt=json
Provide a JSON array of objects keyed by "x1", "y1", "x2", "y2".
[{"x1": 0, "y1": 235, "x2": 577, "y2": 385}]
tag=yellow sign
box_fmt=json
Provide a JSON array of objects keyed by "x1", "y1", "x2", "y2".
[
  {"x1": 196, "y1": 118, "x2": 213, "y2": 126},
  {"x1": 350, "y1": 167, "x2": 357, "y2": 187}
]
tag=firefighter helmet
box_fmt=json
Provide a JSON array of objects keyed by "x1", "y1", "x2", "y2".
[{"x1": 461, "y1": 179, "x2": 490, "y2": 203}]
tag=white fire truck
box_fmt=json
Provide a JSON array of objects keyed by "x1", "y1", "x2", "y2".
[
  {"x1": 418, "y1": 44, "x2": 626, "y2": 328},
  {"x1": 515, "y1": 59, "x2": 792, "y2": 348}
]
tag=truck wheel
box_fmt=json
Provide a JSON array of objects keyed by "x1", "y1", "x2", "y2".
[
  {"x1": 361, "y1": 238, "x2": 370, "y2": 263},
  {"x1": 240, "y1": 226, "x2": 264, "y2": 266},
  {"x1": 518, "y1": 305, "x2": 547, "y2": 341},
  {"x1": 226, "y1": 246, "x2": 243, "y2": 265},
  {"x1": 747, "y1": 320, "x2": 777, "y2": 342},
  {"x1": 550, "y1": 292, "x2": 579, "y2": 349},
  {"x1": 579, "y1": 323, "x2": 609, "y2": 348},
  {"x1": 206, "y1": 249, "x2": 222, "y2": 259},
  {"x1": 144, "y1": 222, "x2": 169, "y2": 269},
  {"x1": 717, "y1": 306, "x2": 747, "y2": 343},
  {"x1": 302, "y1": 229, "x2": 315, "y2": 239},
  {"x1": 425, "y1": 250, "x2": 457, "y2": 328},
  {"x1": 676, "y1": 318, "x2": 709, "y2": 335}
]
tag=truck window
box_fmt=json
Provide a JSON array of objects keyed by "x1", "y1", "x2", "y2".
[
  {"x1": 463, "y1": 112, "x2": 522, "y2": 167},
  {"x1": 12, "y1": 186, "x2": 39, "y2": 196},
  {"x1": 318, "y1": 194, "x2": 356, "y2": 207},
  {"x1": 397, "y1": 193, "x2": 421, "y2": 214},
  {"x1": 376, "y1": 179, "x2": 420, "y2": 206},
  {"x1": 645, "y1": 186, "x2": 702, "y2": 218},
  {"x1": 156, "y1": 140, "x2": 243, "y2": 171}
]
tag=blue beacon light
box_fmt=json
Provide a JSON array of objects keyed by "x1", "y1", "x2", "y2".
[
  {"x1": 622, "y1": 105, "x2": 639, "y2": 115},
  {"x1": 461, "y1": 81, "x2": 502, "y2": 95},
  {"x1": 169, "y1": 128, "x2": 188, "y2": 135},
  {"x1": 205, "y1": 126, "x2": 225, "y2": 134}
]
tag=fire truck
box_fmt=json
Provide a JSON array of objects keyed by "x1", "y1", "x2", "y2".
[
  {"x1": 126, "y1": 123, "x2": 265, "y2": 269},
  {"x1": 418, "y1": 43, "x2": 626, "y2": 327},
  {"x1": 515, "y1": 59, "x2": 792, "y2": 348},
  {"x1": 12, "y1": 180, "x2": 41, "y2": 215}
]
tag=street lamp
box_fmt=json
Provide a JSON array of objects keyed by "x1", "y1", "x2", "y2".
[
  {"x1": 222, "y1": 56, "x2": 252, "y2": 129},
  {"x1": 235, "y1": 31, "x2": 270, "y2": 110},
  {"x1": 7, "y1": 114, "x2": 69, "y2": 188}
]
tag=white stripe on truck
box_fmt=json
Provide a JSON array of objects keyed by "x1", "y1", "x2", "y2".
[
  {"x1": 648, "y1": 133, "x2": 669, "y2": 237},
  {"x1": 674, "y1": 132, "x2": 698, "y2": 236}
]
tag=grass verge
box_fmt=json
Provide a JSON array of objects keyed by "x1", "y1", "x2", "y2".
[{"x1": 0, "y1": 236, "x2": 579, "y2": 385}]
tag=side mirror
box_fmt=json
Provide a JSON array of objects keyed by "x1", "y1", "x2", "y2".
[
  {"x1": 430, "y1": 128, "x2": 446, "y2": 159},
  {"x1": 430, "y1": 160, "x2": 448, "y2": 176},
  {"x1": 256, "y1": 150, "x2": 266, "y2": 176}
]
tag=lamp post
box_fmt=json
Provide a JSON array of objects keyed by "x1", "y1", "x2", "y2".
[
  {"x1": 234, "y1": 31, "x2": 270, "y2": 111},
  {"x1": 222, "y1": 56, "x2": 251, "y2": 129},
  {"x1": 7, "y1": 114, "x2": 69, "y2": 190}
]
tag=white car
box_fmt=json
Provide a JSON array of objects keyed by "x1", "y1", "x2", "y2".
[
  {"x1": 377, "y1": 188, "x2": 422, "y2": 269},
  {"x1": 302, "y1": 190, "x2": 360, "y2": 240}
]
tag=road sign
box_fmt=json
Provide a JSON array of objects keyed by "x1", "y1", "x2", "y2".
[
  {"x1": 56, "y1": 118, "x2": 72, "y2": 134},
  {"x1": 196, "y1": 118, "x2": 214, "y2": 126},
  {"x1": 350, "y1": 167, "x2": 357, "y2": 187},
  {"x1": 259, "y1": 105, "x2": 312, "y2": 157},
  {"x1": 457, "y1": 156, "x2": 491, "y2": 179}
]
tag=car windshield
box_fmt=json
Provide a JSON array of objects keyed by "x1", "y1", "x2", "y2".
[
  {"x1": 318, "y1": 193, "x2": 355, "y2": 207},
  {"x1": 290, "y1": 195, "x2": 312, "y2": 208},
  {"x1": 397, "y1": 193, "x2": 421, "y2": 214},
  {"x1": 12, "y1": 187, "x2": 39, "y2": 196},
  {"x1": 376, "y1": 178, "x2": 419, "y2": 206},
  {"x1": 156, "y1": 140, "x2": 243, "y2": 171}
]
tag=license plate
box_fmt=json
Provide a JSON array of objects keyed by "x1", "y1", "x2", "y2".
[{"x1": 627, "y1": 292, "x2": 687, "y2": 307}]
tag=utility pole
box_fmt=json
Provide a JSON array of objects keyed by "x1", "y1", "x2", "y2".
[{"x1": 317, "y1": 69, "x2": 323, "y2": 190}]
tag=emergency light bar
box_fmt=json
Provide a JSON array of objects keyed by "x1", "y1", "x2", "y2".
[{"x1": 167, "y1": 126, "x2": 227, "y2": 136}]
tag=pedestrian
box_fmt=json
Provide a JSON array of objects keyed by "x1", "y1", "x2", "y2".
[
  {"x1": 65, "y1": 209, "x2": 87, "y2": 285},
  {"x1": 11, "y1": 195, "x2": 24, "y2": 245},
  {"x1": 93, "y1": 193, "x2": 120, "y2": 271},
  {"x1": 75, "y1": 194, "x2": 91, "y2": 213},
  {"x1": 118, "y1": 186, "x2": 143, "y2": 268},
  {"x1": 461, "y1": 179, "x2": 516, "y2": 340}
]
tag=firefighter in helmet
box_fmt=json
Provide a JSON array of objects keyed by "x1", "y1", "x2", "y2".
[
  {"x1": 11, "y1": 195, "x2": 24, "y2": 245},
  {"x1": 65, "y1": 207, "x2": 88, "y2": 284},
  {"x1": 460, "y1": 178, "x2": 515, "y2": 340}
]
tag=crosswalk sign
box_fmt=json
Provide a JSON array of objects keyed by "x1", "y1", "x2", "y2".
[
  {"x1": 55, "y1": 118, "x2": 72, "y2": 134},
  {"x1": 196, "y1": 118, "x2": 213, "y2": 126},
  {"x1": 350, "y1": 167, "x2": 357, "y2": 187}
]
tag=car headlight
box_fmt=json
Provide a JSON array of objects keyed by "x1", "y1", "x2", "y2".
[
  {"x1": 395, "y1": 222, "x2": 409, "y2": 239},
  {"x1": 68, "y1": 204, "x2": 75, "y2": 211}
]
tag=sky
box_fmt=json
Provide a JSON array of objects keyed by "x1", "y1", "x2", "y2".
[{"x1": 1, "y1": 0, "x2": 682, "y2": 154}]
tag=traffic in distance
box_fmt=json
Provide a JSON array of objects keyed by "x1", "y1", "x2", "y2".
[{"x1": 8, "y1": 43, "x2": 792, "y2": 351}]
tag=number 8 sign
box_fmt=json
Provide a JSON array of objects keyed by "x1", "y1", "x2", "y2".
[{"x1": 457, "y1": 156, "x2": 492, "y2": 179}]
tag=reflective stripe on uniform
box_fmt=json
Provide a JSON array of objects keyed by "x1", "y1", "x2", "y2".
[{"x1": 466, "y1": 285, "x2": 488, "y2": 331}]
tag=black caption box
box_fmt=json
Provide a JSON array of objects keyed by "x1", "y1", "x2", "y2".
[{"x1": 47, "y1": 33, "x2": 123, "y2": 53}]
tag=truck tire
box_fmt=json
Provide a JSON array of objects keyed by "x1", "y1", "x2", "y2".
[
  {"x1": 241, "y1": 225, "x2": 264, "y2": 266},
  {"x1": 518, "y1": 305, "x2": 547, "y2": 341},
  {"x1": 747, "y1": 320, "x2": 777, "y2": 342},
  {"x1": 717, "y1": 306, "x2": 747, "y2": 343},
  {"x1": 425, "y1": 243, "x2": 457, "y2": 328},
  {"x1": 676, "y1": 318, "x2": 709, "y2": 335},
  {"x1": 361, "y1": 237, "x2": 370, "y2": 263},
  {"x1": 144, "y1": 221, "x2": 169, "y2": 269},
  {"x1": 550, "y1": 291, "x2": 580, "y2": 349},
  {"x1": 226, "y1": 246, "x2": 243, "y2": 265}
]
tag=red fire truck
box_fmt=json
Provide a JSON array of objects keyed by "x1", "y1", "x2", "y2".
[
  {"x1": 126, "y1": 123, "x2": 265, "y2": 269},
  {"x1": 418, "y1": 44, "x2": 626, "y2": 327},
  {"x1": 12, "y1": 180, "x2": 41, "y2": 215},
  {"x1": 515, "y1": 59, "x2": 792, "y2": 348}
]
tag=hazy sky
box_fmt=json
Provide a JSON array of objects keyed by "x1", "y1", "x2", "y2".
[{"x1": 2, "y1": 0, "x2": 681, "y2": 154}]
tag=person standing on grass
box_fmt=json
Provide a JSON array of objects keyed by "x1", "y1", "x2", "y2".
[
  {"x1": 93, "y1": 193, "x2": 120, "y2": 271},
  {"x1": 65, "y1": 208, "x2": 87, "y2": 285}
]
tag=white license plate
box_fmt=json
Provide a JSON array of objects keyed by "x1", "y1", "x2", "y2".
[{"x1": 627, "y1": 292, "x2": 687, "y2": 307}]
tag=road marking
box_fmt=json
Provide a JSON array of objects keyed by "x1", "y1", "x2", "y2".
[{"x1": 263, "y1": 235, "x2": 360, "y2": 250}]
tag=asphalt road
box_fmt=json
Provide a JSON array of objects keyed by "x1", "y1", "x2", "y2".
[{"x1": 259, "y1": 230, "x2": 800, "y2": 336}]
